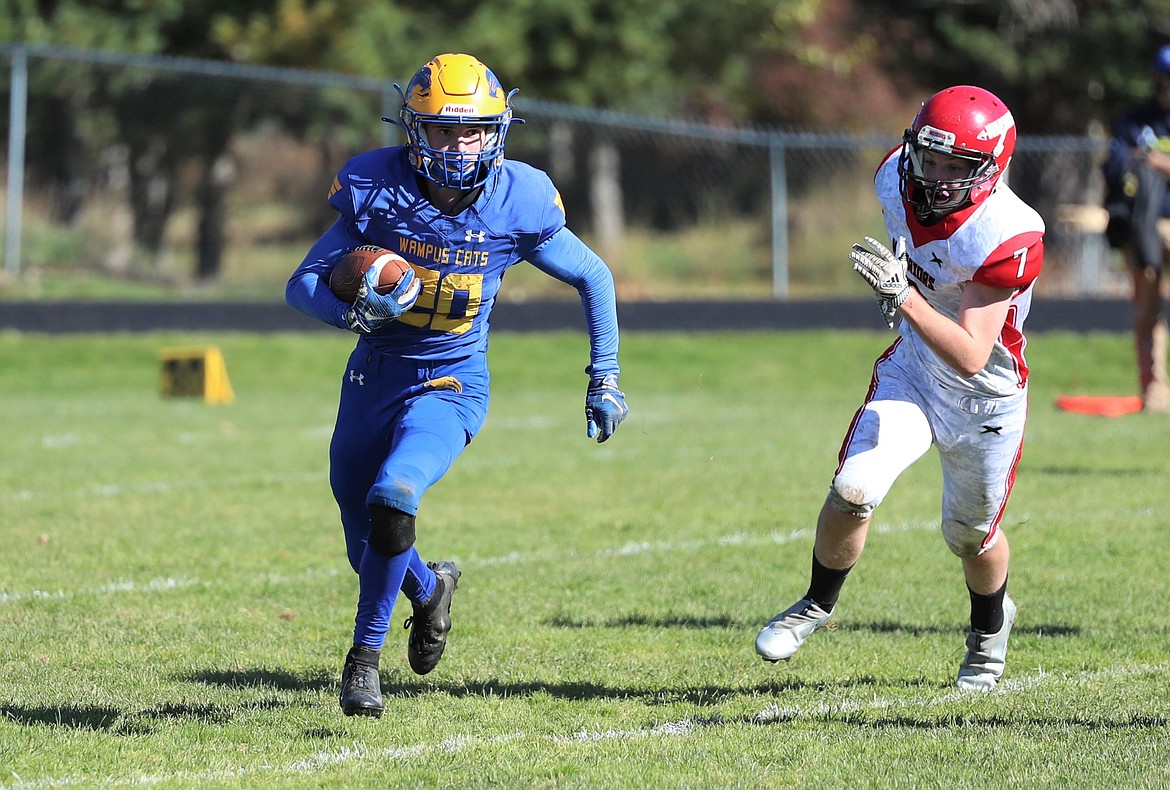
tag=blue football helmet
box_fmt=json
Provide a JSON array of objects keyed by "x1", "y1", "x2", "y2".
[{"x1": 394, "y1": 53, "x2": 522, "y2": 190}]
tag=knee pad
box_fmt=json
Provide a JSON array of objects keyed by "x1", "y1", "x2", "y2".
[
  {"x1": 827, "y1": 479, "x2": 877, "y2": 518},
  {"x1": 367, "y1": 505, "x2": 416, "y2": 556},
  {"x1": 941, "y1": 518, "x2": 996, "y2": 558}
]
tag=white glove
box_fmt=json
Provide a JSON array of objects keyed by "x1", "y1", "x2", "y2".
[{"x1": 850, "y1": 236, "x2": 912, "y2": 328}]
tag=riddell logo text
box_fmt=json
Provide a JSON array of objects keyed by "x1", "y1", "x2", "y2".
[{"x1": 907, "y1": 256, "x2": 936, "y2": 290}]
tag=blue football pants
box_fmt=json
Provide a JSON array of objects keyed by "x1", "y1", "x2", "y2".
[{"x1": 329, "y1": 341, "x2": 489, "y2": 649}]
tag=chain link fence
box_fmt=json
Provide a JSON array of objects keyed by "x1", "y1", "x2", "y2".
[{"x1": 0, "y1": 43, "x2": 1123, "y2": 301}]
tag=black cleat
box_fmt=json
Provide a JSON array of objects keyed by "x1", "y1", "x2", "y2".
[
  {"x1": 339, "y1": 646, "x2": 384, "y2": 717},
  {"x1": 404, "y1": 561, "x2": 461, "y2": 675}
]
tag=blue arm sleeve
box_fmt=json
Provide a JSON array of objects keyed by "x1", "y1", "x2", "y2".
[
  {"x1": 285, "y1": 218, "x2": 362, "y2": 330},
  {"x1": 527, "y1": 228, "x2": 621, "y2": 378}
]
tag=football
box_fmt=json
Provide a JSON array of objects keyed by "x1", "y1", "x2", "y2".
[{"x1": 328, "y1": 246, "x2": 413, "y2": 303}]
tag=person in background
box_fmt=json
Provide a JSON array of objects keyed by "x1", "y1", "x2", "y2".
[
  {"x1": 1102, "y1": 43, "x2": 1170, "y2": 413},
  {"x1": 755, "y1": 86, "x2": 1044, "y2": 691},
  {"x1": 286, "y1": 53, "x2": 628, "y2": 717}
]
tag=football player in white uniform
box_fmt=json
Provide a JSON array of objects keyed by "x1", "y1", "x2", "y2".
[{"x1": 755, "y1": 86, "x2": 1044, "y2": 690}]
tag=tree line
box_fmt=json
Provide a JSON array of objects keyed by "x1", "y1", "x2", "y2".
[{"x1": 2, "y1": 0, "x2": 1166, "y2": 282}]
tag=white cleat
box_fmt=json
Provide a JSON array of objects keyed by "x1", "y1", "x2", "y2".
[
  {"x1": 956, "y1": 595, "x2": 1017, "y2": 691},
  {"x1": 755, "y1": 598, "x2": 833, "y2": 662}
]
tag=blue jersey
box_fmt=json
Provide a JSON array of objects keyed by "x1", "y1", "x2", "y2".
[
  {"x1": 1103, "y1": 99, "x2": 1170, "y2": 218},
  {"x1": 287, "y1": 146, "x2": 619, "y2": 375}
]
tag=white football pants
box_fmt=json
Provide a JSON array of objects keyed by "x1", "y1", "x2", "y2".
[{"x1": 831, "y1": 346, "x2": 1028, "y2": 557}]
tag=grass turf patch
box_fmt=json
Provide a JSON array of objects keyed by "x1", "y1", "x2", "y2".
[{"x1": 1, "y1": 329, "x2": 1167, "y2": 787}]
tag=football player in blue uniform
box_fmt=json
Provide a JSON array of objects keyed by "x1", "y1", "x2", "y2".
[
  {"x1": 1102, "y1": 44, "x2": 1170, "y2": 412},
  {"x1": 286, "y1": 53, "x2": 629, "y2": 717}
]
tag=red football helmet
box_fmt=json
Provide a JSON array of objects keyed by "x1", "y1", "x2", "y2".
[{"x1": 897, "y1": 85, "x2": 1017, "y2": 221}]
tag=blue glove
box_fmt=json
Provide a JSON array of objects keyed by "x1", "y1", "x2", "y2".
[
  {"x1": 344, "y1": 262, "x2": 421, "y2": 333},
  {"x1": 585, "y1": 373, "x2": 629, "y2": 443}
]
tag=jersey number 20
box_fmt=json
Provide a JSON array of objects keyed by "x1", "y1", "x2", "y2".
[{"x1": 396, "y1": 268, "x2": 483, "y2": 335}]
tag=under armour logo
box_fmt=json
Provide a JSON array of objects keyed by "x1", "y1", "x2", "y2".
[
  {"x1": 349, "y1": 370, "x2": 365, "y2": 386},
  {"x1": 980, "y1": 425, "x2": 1002, "y2": 435},
  {"x1": 465, "y1": 229, "x2": 486, "y2": 243}
]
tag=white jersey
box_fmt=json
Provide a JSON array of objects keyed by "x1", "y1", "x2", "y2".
[{"x1": 874, "y1": 149, "x2": 1046, "y2": 398}]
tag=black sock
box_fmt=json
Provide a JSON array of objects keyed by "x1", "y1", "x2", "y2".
[
  {"x1": 805, "y1": 552, "x2": 851, "y2": 611},
  {"x1": 347, "y1": 645, "x2": 381, "y2": 668},
  {"x1": 968, "y1": 578, "x2": 1007, "y2": 634}
]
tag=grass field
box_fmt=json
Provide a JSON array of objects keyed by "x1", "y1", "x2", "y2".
[{"x1": 1, "y1": 328, "x2": 1168, "y2": 788}]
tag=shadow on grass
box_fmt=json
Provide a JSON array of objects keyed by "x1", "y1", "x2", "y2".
[
  {"x1": 857, "y1": 620, "x2": 1081, "y2": 637},
  {"x1": 547, "y1": 613, "x2": 1081, "y2": 639},
  {"x1": 0, "y1": 698, "x2": 286, "y2": 734},
  {"x1": 362, "y1": 672, "x2": 935, "y2": 705},
  {"x1": 1, "y1": 669, "x2": 332, "y2": 733},
  {"x1": 182, "y1": 664, "x2": 742, "y2": 707},
  {"x1": 0, "y1": 704, "x2": 121, "y2": 730},
  {"x1": 181, "y1": 662, "x2": 796, "y2": 707},
  {"x1": 185, "y1": 666, "x2": 334, "y2": 692}
]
